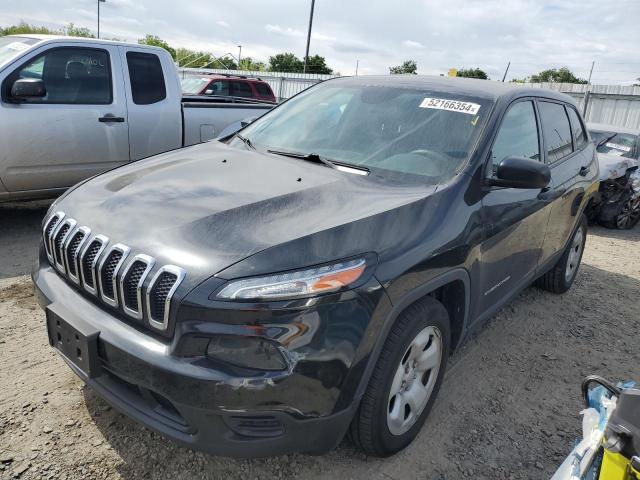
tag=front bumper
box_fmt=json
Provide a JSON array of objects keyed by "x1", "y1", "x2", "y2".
[{"x1": 33, "y1": 261, "x2": 388, "y2": 457}]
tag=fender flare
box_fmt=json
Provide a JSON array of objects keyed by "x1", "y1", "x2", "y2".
[{"x1": 352, "y1": 268, "x2": 471, "y2": 405}]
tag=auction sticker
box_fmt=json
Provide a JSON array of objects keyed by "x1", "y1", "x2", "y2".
[
  {"x1": 420, "y1": 97, "x2": 481, "y2": 115},
  {"x1": 605, "y1": 142, "x2": 631, "y2": 153}
]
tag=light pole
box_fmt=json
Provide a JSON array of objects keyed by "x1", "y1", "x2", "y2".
[
  {"x1": 238, "y1": 45, "x2": 242, "y2": 66},
  {"x1": 303, "y1": 0, "x2": 316, "y2": 74},
  {"x1": 97, "y1": 0, "x2": 106, "y2": 39}
]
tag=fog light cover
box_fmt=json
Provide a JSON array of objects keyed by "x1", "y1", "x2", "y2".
[
  {"x1": 206, "y1": 336, "x2": 287, "y2": 371},
  {"x1": 215, "y1": 258, "x2": 367, "y2": 300}
]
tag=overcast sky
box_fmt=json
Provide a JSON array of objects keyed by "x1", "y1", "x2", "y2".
[{"x1": 1, "y1": 0, "x2": 639, "y2": 83}]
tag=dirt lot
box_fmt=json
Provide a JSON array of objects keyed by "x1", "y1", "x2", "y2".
[{"x1": 0, "y1": 201, "x2": 639, "y2": 480}]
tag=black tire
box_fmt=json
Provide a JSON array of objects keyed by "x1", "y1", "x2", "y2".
[
  {"x1": 600, "y1": 197, "x2": 640, "y2": 230},
  {"x1": 349, "y1": 296, "x2": 450, "y2": 457},
  {"x1": 535, "y1": 214, "x2": 587, "y2": 294}
]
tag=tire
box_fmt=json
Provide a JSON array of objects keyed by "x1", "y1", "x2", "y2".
[
  {"x1": 601, "y1": 197, "x2": 640, "y2": 230},
  {"x1": 349, "y1": 296, "x2": 450, "y2": 457},
  {"x1": 535, "y1": 214, "x2": 587, "y2": 294}
]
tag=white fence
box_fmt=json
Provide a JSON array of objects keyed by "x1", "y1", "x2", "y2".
[{"x1": 178, "y1": 68, "x2": 338, "y2": 101}]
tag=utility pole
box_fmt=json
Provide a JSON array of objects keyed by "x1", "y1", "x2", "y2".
[
  {"x1": 238, "y1": 45, "x2": 242, "y2": 66},
  {"x1": 583, "y1": 61, "x2": 595, "y2": 117},
  {"x1": 355, "y1": 59, "x2": 359, "y2": 76},
  {"x1": 501, "y1": 61, "x2": 510, "y2": 82},
  {"x1": 587, "y1": 61, "x2": 595, "y2": 85},
  {"x1": 303, "y1": 0, "x2": 316, "y2": 73},
  {"x1": 97, "y1": 0, "x2": 106, "y2": 39}
]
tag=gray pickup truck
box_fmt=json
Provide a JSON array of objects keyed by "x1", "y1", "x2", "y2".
[{"x1": 0, "y1": 35, "x2": 274, "y2": 202}]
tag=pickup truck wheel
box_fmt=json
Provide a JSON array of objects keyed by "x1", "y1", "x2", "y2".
[
  {"x1": 535, "y1": 214, "x2": 587, "y2": 294},
  {"x1": 349, "y1": 297, "x2": 450, "y2": 457}
]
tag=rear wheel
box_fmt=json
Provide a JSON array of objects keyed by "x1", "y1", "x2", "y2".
[
  {"x1": 349, "y1": 297, "x2": 450, "y2": 457},
  {"x1": 535, "y1": 214, "x2": 587, "y2": 294}
]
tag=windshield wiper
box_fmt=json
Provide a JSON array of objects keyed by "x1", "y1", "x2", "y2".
[
  {"x1": 267, "y1": 149, "x2": 369, "y2": 175},
  {"x1": 234, "y1": 133, "x2": 255, "y2": 150},
  {"x1": 596, "y1": 133, "x2": 617, "y2": 148}
]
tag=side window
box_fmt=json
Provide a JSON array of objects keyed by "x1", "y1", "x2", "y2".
[
  {"x1": 538, "y1": 101, "x2": 573, "y2": 163},
  {"x1": 126, "y1": 52, "x2": 166, "y2": 105},
  {"x1": 491, "y1": 100, "x2": 540, "y2": 171},
  {"x1": 230, "y1": 81, "x2": 252, "y2": 98},
  {"x1": 566, "y1": 107, "x2": 587, "y2": 150},
  {"x1": 208, "y1": 81, "x2": 229, "y2": 96},
  {"x1": 255, "y1": 83, "x2": 272, "y2": 96},
  {"x1": 9, "y1": 47, "x2": 111, "y2": 104}
]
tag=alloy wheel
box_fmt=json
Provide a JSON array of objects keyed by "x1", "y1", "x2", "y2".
[
  {"x1": 387, "y1": 326, "x2": 442, "y2": 436},
  {"x1": 616, "y1": 198, "x2": 640, "y2": 229}
]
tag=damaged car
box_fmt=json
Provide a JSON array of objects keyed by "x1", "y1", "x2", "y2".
[
  {"x1": 34, "y1": 76, "x2": 599, "y2": 458},
  {"x1": 587, "y1": 123, "x2": 640, "y2": 229}
]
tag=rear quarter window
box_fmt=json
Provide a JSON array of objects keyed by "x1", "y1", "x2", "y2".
[
  {"x1": 126, "y1": 51, "x2": 166, "y2": 105},
  {"x1": 255, "y1": 82, "x2": 272, "y2": 96},
  {"x1": 566, "y1": 107, "x2": 588, "y2": 150}
]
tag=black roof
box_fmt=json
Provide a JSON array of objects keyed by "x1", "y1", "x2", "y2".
[{"x1": 332, "y1": 75, "x2": 575, "y2": 104}]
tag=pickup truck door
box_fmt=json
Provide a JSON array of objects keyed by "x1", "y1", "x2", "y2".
[
  {"x1": 0, "y1": 42, "x2": 129, "y2": 193},
  {"x1": 477, "y1": 99, "x2": 553, "y2": 317},
  {"x1": 118, "y1": 46, "x2": 182, "y2": 160}
]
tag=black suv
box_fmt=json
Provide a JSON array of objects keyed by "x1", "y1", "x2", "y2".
[{"x1": 34, "y1": 76, "x2": 599, "y2": 458}]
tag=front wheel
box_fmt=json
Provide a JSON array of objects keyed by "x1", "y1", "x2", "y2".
[
  {"x1": 535, "y1": 214, "x2": 587, "y2": 294},
  {"x1": 349, "y1": 297, "x2": 450, "y2": 457},
  {"x1": 612, "y1": 197, "x2": 640, "y2": 229}
]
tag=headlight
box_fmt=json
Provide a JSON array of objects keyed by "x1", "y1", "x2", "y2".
[
  {"x1": 630, "y1": 170, "x2": 640, "y2": 193},
  {"x1": 215, "y1": 258, "x2": 368, "y2": 300}
]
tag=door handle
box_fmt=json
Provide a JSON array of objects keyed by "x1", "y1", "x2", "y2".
[
  {"x1": 99, "y1": 115, "x2": 125, "y2": 123},
  {"x1": 579, "y1": 165, "x2": 591, "y2": 176},
  {"x1": 538, "y1": 187, "x2": 567, "y2": 202}
]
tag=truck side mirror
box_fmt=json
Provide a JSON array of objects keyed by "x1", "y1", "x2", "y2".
[
  {"x1": 488, "y1": 156, "x2": 551, "y2": 189},
  {"x1": 11, "y1": 78, "x2": 46, "y2": 100}
]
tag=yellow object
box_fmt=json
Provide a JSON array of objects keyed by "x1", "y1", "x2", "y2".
[
  {"x1": 447, "y1": 68, "x2": 457, "y2": 77},
  {"x1": 599, "y1": 449, "x2": 638, "y2": 480}
]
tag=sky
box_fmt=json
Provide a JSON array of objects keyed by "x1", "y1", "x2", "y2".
[{"x1": 1, "y1": 0, "x2": 639, "y2": 84}]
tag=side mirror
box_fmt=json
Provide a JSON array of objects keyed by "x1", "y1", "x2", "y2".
[
  {"x1": 11, "y1": 78, "x2": 46, "y2": 100},
  {"x1": 488, "y1": 156, "x2": 551, "y2": 189}
]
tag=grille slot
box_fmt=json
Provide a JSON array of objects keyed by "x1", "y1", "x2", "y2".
[
  {"x1": 120, "y1": 254, "x2": 155, "y2": 320},
  {"x1": 64, "y1": 227, "x2": 90, "y2": 282},
  {"x1": 53, "y1": 224, "x2": 70, "y2": 269},
  {"x1": 147, "y1": 266, "x2": 185, "y2": 330},
  {"x1": 98, "y1": 244, "x2": 130, "y2": 307},
  {"x1": 124, "y1": 262, "x2": 146, "y2": 310},
  {"x1": 43, "y1": 212, "x2": 65, "y2": 262},
  {"x1": 101, "y1": 251, "x2": 123, "y2": 299},
  {"x1": 80, "y1": 235, "x2": 109, "y2": 295}
]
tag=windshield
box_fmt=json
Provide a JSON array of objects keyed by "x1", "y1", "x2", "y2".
[
  {"x1": 181, "y1": 77, "x2": 210, "y2": 94},
  {"x1": 0, "y1": 36, "x2": 38, "y2": 67},
  {"x1": 230, "y1": 80, "x2": 492, "y2": 182},
  {"x1": 590, "y1": 130, "x2": 638, "y2": 159}
]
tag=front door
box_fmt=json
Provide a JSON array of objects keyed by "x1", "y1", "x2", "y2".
[
  {"x1": 477, "y1": 99, "x2": 553, "y2": 316},
  {"x1": 0, "y1": 44, "x2": 129, "y2": 193}
]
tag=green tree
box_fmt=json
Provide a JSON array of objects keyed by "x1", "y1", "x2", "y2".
[
  {"x1": 138, "y1": 34, "x2": 176, "y2": 60},
  {"x1": 529, "y1": 67, "x2": 587, "y2": 84},
  {"x1": 268, "y1": 52, "x2": 304, "y2": 72},
  {"x1": 1, "y1": 21, "x2": 94, "y2": 37},
  {"x1": 389, "y1": 60, "x2": 417, "y2": 75},
  {"x1": 305, "y1": 54, "x2": 333, "y2": 74},
  {"x1": 238, "y1": 57, "x2": 267, "y2": 71},
  {"x1": 456, "y1": 67, "x2": 489, "y2": 80}
]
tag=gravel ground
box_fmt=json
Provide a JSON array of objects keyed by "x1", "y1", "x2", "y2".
[{"x1": 0, "y1": 201, "x2": 638, "y2": 480}]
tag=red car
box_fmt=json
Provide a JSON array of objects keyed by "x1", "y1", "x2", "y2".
[{"x1": 182, "y1": 74, "x2": 276, "y2": 102}]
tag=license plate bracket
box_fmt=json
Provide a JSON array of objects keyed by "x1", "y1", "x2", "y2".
[{"x1": 46, "y1": 308, "x2": 101, "y2": 378}]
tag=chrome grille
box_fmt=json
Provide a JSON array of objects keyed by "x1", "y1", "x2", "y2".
[{"x1": 42, "y1": 211, "x2": 185, "y2": 332}]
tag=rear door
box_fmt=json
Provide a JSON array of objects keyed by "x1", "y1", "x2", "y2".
[
  {"x1": 119, "y1": 47, "x2": 182, "y2": 160},
  {"x1": 537, "y1": 101, "x2": 595, "y2": 264},
  {"x1": 477, "y1": 98, "x2": 552, "y2": 315},
  {"x1": 0, "y1": 43, "x2": 129, "y2": 192}
]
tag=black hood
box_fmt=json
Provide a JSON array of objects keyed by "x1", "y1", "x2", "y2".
[{"x1": 55, "y1": 142, "x2": 436, "y2": 289}]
